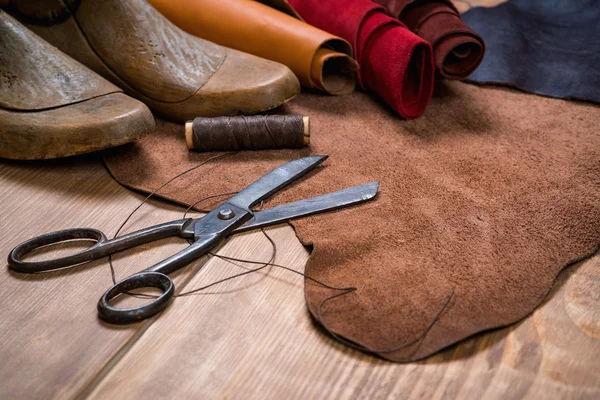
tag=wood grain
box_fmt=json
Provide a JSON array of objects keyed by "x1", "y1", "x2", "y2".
[
  {"x1": 1, "y1": 154, "x2": 599, "y2": 398},
  {"x1": 0, "y1": 157, "x2": 202, "y2": 398}
]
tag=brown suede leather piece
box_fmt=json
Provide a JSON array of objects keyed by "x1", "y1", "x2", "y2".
[{"x1": 104, "y1": 82, "x2": 600, "y2": 361}]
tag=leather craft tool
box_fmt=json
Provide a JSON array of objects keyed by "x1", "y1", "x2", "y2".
[{"x1": 8, "y1": 156, "x2": 379, "y2": 324}]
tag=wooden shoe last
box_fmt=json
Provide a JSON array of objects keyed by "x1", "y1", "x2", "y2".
[
  {"x1": 0, "y1": 10, "x2": 154, "y2": 160},
  {"x1": 9, "y1": 0, "x2": 301, "y2": 121}
]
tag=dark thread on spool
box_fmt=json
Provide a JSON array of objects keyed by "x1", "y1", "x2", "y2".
[
  {"x1": 188, "y1": 115, "x2": 308, "y2": 152},
  {"x1": 109, "y1": 155, "x2": 454, "y2": 356}
]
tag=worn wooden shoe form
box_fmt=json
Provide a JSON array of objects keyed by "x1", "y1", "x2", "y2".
[
  {"x1": 7, "y1": 0, "x2": 301, "y2": 122},
  {"x1": 0, "y1": 10, "x2": 154, "y2": 160}
]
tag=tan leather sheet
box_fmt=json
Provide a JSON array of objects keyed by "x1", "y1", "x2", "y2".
[
  {"x1": 104, "y1": 82, "x2": 600, "y2": 361},
  {"x1": 148, "y1": 0, "x2": 358, "y2": 95}
]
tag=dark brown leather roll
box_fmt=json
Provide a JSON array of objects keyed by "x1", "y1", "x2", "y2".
[{"x1": 374, "y1": 0, "x2": 485, "y2": 79}]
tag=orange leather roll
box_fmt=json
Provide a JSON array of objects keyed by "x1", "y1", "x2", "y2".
[{"x1": 148, "y1": 0, "x2": 358, "y2": 95}]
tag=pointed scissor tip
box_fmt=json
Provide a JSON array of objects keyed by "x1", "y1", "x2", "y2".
[
  {"x1": 311, "y1": 155, "x2": 328, "y2": 162},
  {"x1": 364, "y1": 181, "x2": 380, "y2": 199},
  {"x1": 297, "y1": 155, "x2": 328, "y2": 169}
]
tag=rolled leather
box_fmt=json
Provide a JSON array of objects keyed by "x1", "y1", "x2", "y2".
[
  {"x1": 287, "y1": 0, "x2": 434, "y2": 119},
  {"x1": 374, "y1": 0, "x2": 485, "y2": 80},
  {"x1": 257, "y1": 0, "x2": 301, "y2": 18},
  {"x1": 148, "y1": 0, "x2": 358, "y2": 95}
]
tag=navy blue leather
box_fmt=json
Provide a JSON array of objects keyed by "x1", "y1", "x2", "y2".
[{"x1": 462, "y1": 0, "x2": 600, "y2": 103}]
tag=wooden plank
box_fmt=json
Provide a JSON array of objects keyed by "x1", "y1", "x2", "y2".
[
  {"x1": 0, "y1": 158, "x2": 203, "y2": 399},
  {"x1": 88, "y1": 223, "x2": 600, "y2": 399}
]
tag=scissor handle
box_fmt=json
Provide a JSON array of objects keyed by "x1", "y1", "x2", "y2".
[
  {"x1": 95, "y1": 232, "x2": 231, "y2": 323},
  {"x1": 7, "y1": 219, "x2": 191, "y2": 273},
  {"x1": 97, "y1": 272, "x2": 174, "y2": 324},
  {"x1": 8, "y1": 228, "x2": 108, "y2": 272}
]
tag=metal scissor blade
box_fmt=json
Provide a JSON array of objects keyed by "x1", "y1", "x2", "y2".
[
  {"x1": 227, "y1": 156, "x2": 328, "y2": 210},
  {"x1": 233, "y1": 182, "x2": 379, "y2": 233}
]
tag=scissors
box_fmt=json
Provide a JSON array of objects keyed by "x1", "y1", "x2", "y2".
[{"x1": 8, "y1": 156, "x2": 378, "y2": 324}]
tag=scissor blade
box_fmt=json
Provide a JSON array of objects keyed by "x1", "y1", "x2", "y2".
[
  {"x1": 228, "y1": 156, "x2": 328, "y2": 210},
  {"x1": 233, "y1": 182, "x2": 379, "y2": 233}
]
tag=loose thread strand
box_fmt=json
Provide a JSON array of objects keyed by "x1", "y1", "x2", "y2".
[{"x1": 315, "y1": 289, "x2": 455, "y2": 356}]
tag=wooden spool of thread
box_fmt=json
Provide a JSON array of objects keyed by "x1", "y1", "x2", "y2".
[{"x1": 185, "y1": 115, "x2": 310, "y2": 152}]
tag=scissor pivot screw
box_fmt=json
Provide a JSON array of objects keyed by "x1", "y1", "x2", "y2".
[{"x1": 217, "y1": 209, "x2": 235, "y2": 220}]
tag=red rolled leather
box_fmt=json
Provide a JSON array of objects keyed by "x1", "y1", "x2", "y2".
[
  {"x1": 374, "y1": 0, "x2": 485, "y2": 80},
  {"x1": 287, "y1": 0, "x2": 434, "y2": 120}
]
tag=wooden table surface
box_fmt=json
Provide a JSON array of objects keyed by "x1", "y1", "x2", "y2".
[{"x1": 0, "y1": 153, "x2": 599, "y2": 400}]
